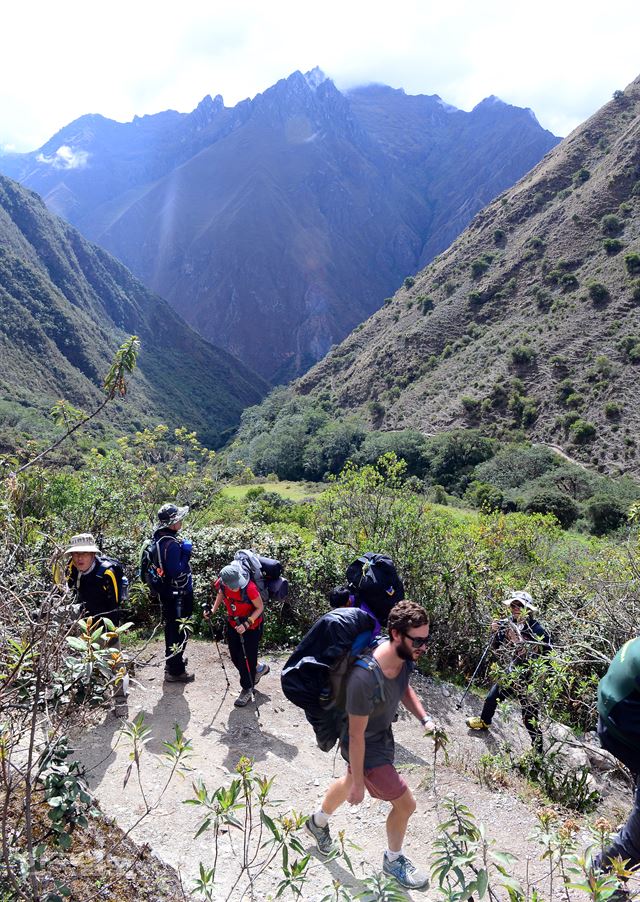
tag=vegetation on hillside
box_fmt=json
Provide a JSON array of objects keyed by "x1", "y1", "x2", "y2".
[{"x1": 230, "y1": 388, "x2": 640, "y2": 535}]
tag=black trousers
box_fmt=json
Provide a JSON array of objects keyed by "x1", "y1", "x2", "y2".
[
  {"x1": 481, "y1": 682, "x2": 542, "y2": 751},
  {"x1": 161, "y1": 591, "x2": 193, "y2": 675},
  {"x1": 226, "y1": 622, "x2": 263, "y2": 690}
]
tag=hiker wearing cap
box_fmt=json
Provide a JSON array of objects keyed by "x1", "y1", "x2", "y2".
[
  {"x1": 152, "y1": 503, "x2": 195, "y2": 683},
  {"x1": 206, "y1": 561, "x2": 270, "y2": 707},
  {"x1": 305, "y1": 600, "x2": 433, "y2": 891},
  {"x1": 466, "y1": 590, "x2": 550, "y2": 751},
  {"x1": 65, "y1": 533, "x2": 122, "y2": 625}
]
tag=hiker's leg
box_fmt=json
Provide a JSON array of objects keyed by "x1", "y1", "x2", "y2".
[
  {"x1": 226, "y1": 626, "x2": 248, "y2": 688},
  {"x1": 162, "y1": 594, "x2": 185, "y2": 675},
  {"x1": 241, "y1": 624, "x2": 262, "y2": 688},
  {"x1": 520, "y1": 696, "x2": 543, "y2": 753},
  {"x1": 598, "y1": 777, "x2": 640, "y2": 870},
  {"x1": 386, "y1": 788, "x2": 416, "y2": 852},
  {"x1": 320, "y1": 771, "x2": 353, "y2": 816},
  {"x1": 480, "y1": 683, "x2": 507, "y2": 724}
]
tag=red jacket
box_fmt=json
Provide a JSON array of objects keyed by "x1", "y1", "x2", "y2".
[{"x1": 215, "y1": 577, "x2": 263, "y2": 629}]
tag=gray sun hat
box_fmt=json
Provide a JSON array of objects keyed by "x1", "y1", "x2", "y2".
[
  {"x1": 65, "y1": 533, "x2": 100, "y2": 554},
  {"x1": 504, "y1": 590, "x2": 537, "y2": 612},
  {"x1": 156, "y1": 503, "x2": 189, "y2": 529},
  {"x1": 220, "y1": 561, "x2": 249, "y2": 591}
]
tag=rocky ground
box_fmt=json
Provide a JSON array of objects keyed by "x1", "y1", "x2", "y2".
[{"x1": 74, "y1": 638, "x2": 637, "y2": 901}]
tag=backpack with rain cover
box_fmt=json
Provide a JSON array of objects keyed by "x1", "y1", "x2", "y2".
[
  {"x1": 234, "y1": 549, "x2": 288, "y2": 603},
  {"x1": 346, "y1": 552, "x2": 404, "y2": 627},
  {"x1": 281, "y1": 607, "x2": 384, "y2": 752}
]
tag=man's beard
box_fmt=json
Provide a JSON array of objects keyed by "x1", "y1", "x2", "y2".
[{"x1": 397, "y1": 640, "x2": 414, "y2": 661}]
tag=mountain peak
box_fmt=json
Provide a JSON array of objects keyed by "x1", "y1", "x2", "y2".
[{"x1": 304, "y1": 67, "x2": 328, "y2": 90}]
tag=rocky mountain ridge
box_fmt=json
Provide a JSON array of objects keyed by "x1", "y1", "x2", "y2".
[
  {"x1": 0, "y1": 69, "x2": 559, "y2": 380},
  {"x1": 286, "y1": 76, "x2": 640, "y2": 475},
  {"x1": 0, "y1": 175, "x2": 267, "y2": 450}
]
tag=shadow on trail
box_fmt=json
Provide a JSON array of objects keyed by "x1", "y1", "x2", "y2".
[
  {"x1": 311, "y1": 849, "x2": 422, "y2": 900},
  {"x1": 143, "y1": 681, "x2": 192, "y2": 754},
  {"x1": 77, "y1": 707, "x2": 128, "y2": 790},
  {"x1": 216, "y1": 691, "x2": 299, "y2": 773}
]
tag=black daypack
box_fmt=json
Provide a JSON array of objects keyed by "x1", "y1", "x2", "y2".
[
  {"x1": 281, "y1": 607, "x2": 384, "y2": 752},
  {"x1": 138, "y1": 534, "x2": 175, "y2": 593},
  {"x1": 346, "y1": 552, "x2": 404, "y2": 626},
  {"x1": 234, "y1": 549, "x2": 288, "y2": 603}
]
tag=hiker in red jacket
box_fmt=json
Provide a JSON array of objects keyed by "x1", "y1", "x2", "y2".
[{"x1": 206, "y1": 561, "x2": 270, "y2": 707}]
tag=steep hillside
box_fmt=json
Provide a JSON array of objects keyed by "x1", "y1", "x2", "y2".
[
  {"x1": 0, "y1": 70, "x2": 558, "y2": 381},
  {"x1": 0, "y1": 176, "x2": 267, "y2": 450},
  {"x1": 287, "y1": 77, "x2": 640, "y2": 476}
]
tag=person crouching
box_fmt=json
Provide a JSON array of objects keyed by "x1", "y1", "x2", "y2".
[{"x1": 206, "y1": 561, "x2": 270, "y2": 707}]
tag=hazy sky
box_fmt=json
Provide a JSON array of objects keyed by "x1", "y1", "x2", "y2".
[{"x1": 1, "y1": 0, "x2": 639, "y2": 152}]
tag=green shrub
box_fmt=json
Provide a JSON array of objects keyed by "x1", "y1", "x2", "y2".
[
  {"x1": 587, "y1": 495, "x2": 627, "y2": 535},
  {"x1": 601, "y1": 214, "x2": 623, "y2": 236},
  {"x1": 631, "y1": 280, "x2": 640, "y2": 304},
  {"x1": 604, "y1": 401, "x2": 622, "y2": 420},
  {"x1": 417, "y1": 295, "x2": 434, "y2": 314},
  {"x1": 493, "y1": 228, "x2": 506, "y2": 246},
  {"x1": 523, "y1": 488, "x2": 580, "y2": 528},
  {"x1": 470, "y1": 258, "x2": 490, "y2": 279},
  {"x1": 383, "y1": 296, "x2": 394, "y2": 306},
  {"x1": 461, "y1": 396, "x2": 480, "y2": 415},
  {"x1": 511, "y1": 345, "x2": 536, "y2": 365},
  {"x1": 465, "y1": 480, "x2": 504, "y2": 512},
  {"x1": 560, "y1": 273, "x2": 578, "y2": 291},
  {"x1": 587, "y1": 281, "x2": 610, "y2": 303},
  {"x1": 625, "y1": 253, "x2": 640, "y2": 276},
  {"x1": 570, "y1": 419, "x2": 597, "y2": 444},
  {"x1": 564, "y1": 392, "x2": 584, "y2": 409},
  {"x1": 603, "y1": 238, "x2": 623, "y2": 255},
  {"x1": 403, "y1": 276, "x2": 415, "y2": 289},
  {"x1": 572, "y1": 168, "x2": 590, "y2": 186}
]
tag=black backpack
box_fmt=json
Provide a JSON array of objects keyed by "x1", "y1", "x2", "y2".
[
  {"x1": 346, "y1": 552, "x2": 404, "y2": 626},
  {"x1": 234, "y1": 549, "x2": 289, "y2": 603},
  {"x1": 94, "y1": 556, "x2": 128, "y2": 623},
  {"x1": 138, "y1": 534, "x2": 176, "y2": 593},
  {"x1": 281, "y1": 607, "x2": 384, "y2": 752}
]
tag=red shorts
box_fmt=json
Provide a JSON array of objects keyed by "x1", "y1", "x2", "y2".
[{"x1": 348, "y1": 763, "x2": 408, "y2": 801}]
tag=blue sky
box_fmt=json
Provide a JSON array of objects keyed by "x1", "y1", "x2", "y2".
[{"x1": 1, "y1": 0, "x2": 639, "y2": 152}]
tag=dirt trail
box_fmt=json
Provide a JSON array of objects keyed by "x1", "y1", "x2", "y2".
[{"x1": 76, "y1": 639, "x2": 632, "y2": 901}]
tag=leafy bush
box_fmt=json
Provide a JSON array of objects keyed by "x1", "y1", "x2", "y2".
[
  {"x1": 403, "y1": 276, "x2": 415, "y2": 289},
  {"x1": 510, "y1": 345, "x2": 536, "y2": 365},
  {"x1": 601, "y1": 214, "x2": 623, "y2": 236},
  {"x1": 572, "y1": 168, "x2": 590, "y2": 185},
  {"x1": 470, "y1": 257, "x2": 491, "y2": 279},
  {"x1": 493, "y1": 228, "x2": 506, "y2": 246},
  {"x1": 587, "y1": 495, "x2": 627, "y2": 535},
  {"x1": 523, "y1": 488, "x2": 580, "y2": 528},
  {"x1": 417, "y1": 295, "x2": 434, "y2": 314},
  {"x1": 625, "y1": 252, "x2": 640, "y2": 275},
  {"x1": 604, "y1": 401, "x2": 622, "y2": 420},
  {"x1": 560, "y1": 273, "x2": 579, "y2": 291},
  {"x1": 587, "y1": 281, "x2": 610, "y2": 303},
  {"x1": 603, "y1": 238, "x2": 623, "y2": 255},
  {"x1": 569, "y1": 419, "x2": 597, "y2": 444}
]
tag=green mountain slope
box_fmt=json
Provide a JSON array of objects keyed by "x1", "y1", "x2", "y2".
[
  {"x1": 0, "y1": 176, "x2": 268, "y2": 450},
  {"x1": 236, "y1": 76, "x2": 640, "y2": 477}
]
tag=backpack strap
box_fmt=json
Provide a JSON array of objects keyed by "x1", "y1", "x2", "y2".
[
  {"x1": 95, "y1": 558, "x2": 120, "y2": 606},
  {"x1": 353, "y1": 653, "x2": 386, "y2": 705}
]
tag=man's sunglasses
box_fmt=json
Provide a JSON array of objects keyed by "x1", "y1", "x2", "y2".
[{"x1": 405, "y1": 633, "x2": 430, "y2": 648}]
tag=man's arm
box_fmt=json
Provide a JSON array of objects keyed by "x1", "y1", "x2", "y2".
[
  {"x1": 346, "y1": 714, "x2": 368, "y2": 805},
  {"x1": 401, "y1": 685, "x2": 435, "y2": 731}
]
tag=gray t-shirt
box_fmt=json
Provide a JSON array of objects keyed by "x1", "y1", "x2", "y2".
[{"x1": 341, "y1": 653, "x2": 411, "y2": 769}]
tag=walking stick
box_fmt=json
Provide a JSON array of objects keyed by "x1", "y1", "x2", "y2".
[
  {"x1": 456, "y1": 635, "x2": 496, "y2": 709},
  {"x1": 239, "y1": 632, "x2": 260, "y2": 722},
  {"x1": 208, "y1": 618, "x2": 231, "y2": 688}
]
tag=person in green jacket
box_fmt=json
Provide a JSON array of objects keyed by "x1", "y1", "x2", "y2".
[{"x1": 595, "y1": 636, "x2": 640, "y2": 872}]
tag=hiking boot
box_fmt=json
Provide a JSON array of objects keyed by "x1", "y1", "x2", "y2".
[
  {"x1": 383, "y1": 852, "x2": 429, "y2": 889},
  {"x1": 254, "y1": 663, "x2": 270, "y2": 685},
  {"x1": 234, "y1": 689, "x2": 253, "y2": 707},
  {"x1": 164, "y1": 670, "x2": 195, "y2": 683},
  {"x1": 466, "y1": 716, "x2": 489, "y2": 731},
  {"x1": 305, "y1": 815, "x2": 333, "y2": 856}
]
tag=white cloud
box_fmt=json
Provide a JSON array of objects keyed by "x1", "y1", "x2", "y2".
[
  {"x1": 36, "y1": 145, "x2": 90, "y2": 170},
  {"x1": 0, "y1": 0, "x2": 638, "y2": 150}
]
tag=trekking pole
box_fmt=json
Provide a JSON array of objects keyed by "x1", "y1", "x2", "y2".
[
  {"x1": 456, "y1": 635, "x2": 496, "y2": 709},
  {"x1": 208, "y1": 618, "x2": 231, "y2": 688},
  {"x1": 239, "y1": 632, "x2": 260, "y2": 722}
]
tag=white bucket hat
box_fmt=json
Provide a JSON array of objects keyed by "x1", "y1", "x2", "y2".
[
  {"x1": 504, "y1": 590, "x2": 537, "y2": 612},
  {"x1": 65, "y1": 533, "x2": 100, "y2": 554}
]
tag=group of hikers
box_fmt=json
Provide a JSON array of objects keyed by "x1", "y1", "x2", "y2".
[{"x1": 61, "y1": 503, "x2": 640, "y2": 893}]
